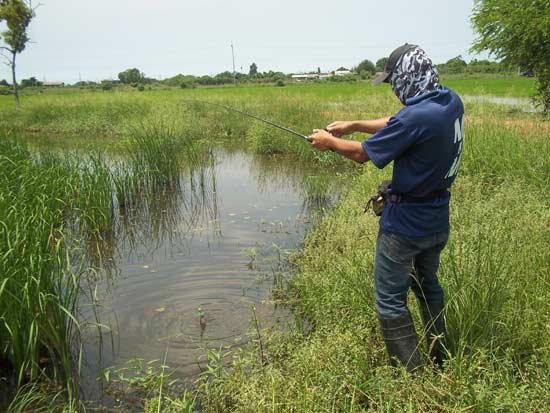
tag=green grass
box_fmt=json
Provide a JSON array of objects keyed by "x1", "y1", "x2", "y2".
[
  {"x1": 444, "y1": 76, "x2": 536, "y2": 97},
  {"x1": 0, "y1": 76, "x2": 546, "y2": 411},
  {"x1": 0, "y1": 76, "x2": 535, "y2": 138}
]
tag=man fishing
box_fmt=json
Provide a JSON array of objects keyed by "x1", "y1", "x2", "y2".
[{"x1": 308, "y1": 44, "x2": 464, "y2": 370}]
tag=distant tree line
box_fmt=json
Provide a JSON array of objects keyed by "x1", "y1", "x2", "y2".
[
  {"x1": 1, "y1": 56, "x2": 524, "y2": 97},
  {"x1": 353, "y1": 56, "x2": 517, "y2": 77},
  {"x1": 436, "y1": 56, "x2": 516, "y2": 75},
  {"x1": 162, "y1": 68, "x2": 288, "y2": 88}
]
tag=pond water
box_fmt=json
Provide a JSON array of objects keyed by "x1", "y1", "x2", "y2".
[
  {"x1": 78, "y1": 149, "x2": 342, "y2": 404},
  {"x1": 462, "y1": 95, "x2": 537, "y2": 112}
]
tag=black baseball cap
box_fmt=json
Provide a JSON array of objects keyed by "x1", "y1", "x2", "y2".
[{"x1": 372, "y1": 43, "x2": 418, "y2": 86}]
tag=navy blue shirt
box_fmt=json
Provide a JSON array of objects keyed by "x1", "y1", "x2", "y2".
[{"x1": 362, "y1": 87, "x2": 464, "y2": 237}]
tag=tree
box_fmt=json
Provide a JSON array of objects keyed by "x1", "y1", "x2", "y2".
[
  {"x1": 163, "y1": 73, "x2": 197, "y2": 87},
  {"x1": 118, "y1": 68, "x2": 144, "y2": 84},
  {"x1": 214, "y1": 70, "x2": 234, "y2": 84},
  {"x1": 21, "y1": 75, "x2": 40, "y2": 87},
  {"x1": 440, "y1": 55, "x2": 468, "y2": 74},
  {"x1": 101, "y1": 80, "x2": 113, "y2": 91},
  {"x1": 355, "y1": 59, "x2": 375, "y2": 75},
  {"x1": 249, "y1": 62, "x2": 258, "y2": 76},
  {"x1": 468, "y1": 59, "x2": 509, "y2": 74},
  {"x1": 0, "y1": 0, "x2": 35, "y2": 105},
  {"x1": 471, "y1": 0, "x2": 550, "y2": 114},
  {"x1": 376, "y1": 57, "x2": 388, "y2": 72}
]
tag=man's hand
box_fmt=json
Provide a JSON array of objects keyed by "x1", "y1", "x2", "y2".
[
  {"x1": 326, "y1": 121, "x2": 355, "y2": 138},
  {"x1": 308, "y1": 129, "x2": 335, "y2": 151},
  {"x1": 309, "y1": 128, "x2": 369, "y2": 163}
]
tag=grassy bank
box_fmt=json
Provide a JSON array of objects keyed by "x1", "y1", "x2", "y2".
[{"x1": 189, "y1": 92, "x2": 550, "y2": 411}]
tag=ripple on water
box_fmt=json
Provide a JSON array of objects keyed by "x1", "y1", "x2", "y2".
[{"x1": 80, "y1": 151, "x2": 338, "y2": 399}]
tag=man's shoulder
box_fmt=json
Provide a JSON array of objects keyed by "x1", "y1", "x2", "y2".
[{"x1": 397, "y1": 88, "x2": 463, "y2": 128}]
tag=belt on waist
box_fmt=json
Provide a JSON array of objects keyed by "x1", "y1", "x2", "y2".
[{"x1": 387, "y1": 189, "x2": 448, "y2": 204}]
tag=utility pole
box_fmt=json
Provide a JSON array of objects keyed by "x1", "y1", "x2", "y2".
[{"x1": 231, "y1": 42, "x2": 237, "y2": 86}]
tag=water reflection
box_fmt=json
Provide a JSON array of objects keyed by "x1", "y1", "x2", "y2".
[
  {"x1": 78, "y1": 147, "x2": 221, "y2": 275},
  {"x1": 79, "y1": 149, "x2": 343, "y2": 405},
  {"x1": 462, "y1": 95, "x2": 537, "y2": 112},
  {"x1": 249, "y1": 153, "x2": 341, "y2": 213}
]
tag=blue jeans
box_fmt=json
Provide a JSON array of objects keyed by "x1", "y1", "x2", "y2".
[{"x1": 374, "y1": 228, "x2": 449, "y2": 319}]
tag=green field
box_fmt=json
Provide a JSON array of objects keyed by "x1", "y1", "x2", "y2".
[
  {"x1": 0, "y1": 75, "x2": 536, "y2": 107},
  {"x1": 0, "y1": 77, "x2": 549, "y2": 412}
]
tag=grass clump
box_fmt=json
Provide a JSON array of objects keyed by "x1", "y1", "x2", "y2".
[
  {"x1": 0, "y1": 141, "x2": 88, "y2": 407},
  {"x1": 127, "y1": 120, "x2": 190, "y2": 187},
  {"x1": 0, "y1": 94, "x2": 153, "y2": 136}
]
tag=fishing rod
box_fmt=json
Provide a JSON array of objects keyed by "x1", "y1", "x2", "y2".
[{"x1": 186, "y1": 99, "x2": 325, "y2": 141}]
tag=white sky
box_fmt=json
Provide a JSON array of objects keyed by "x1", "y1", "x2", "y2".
[{"x1": 2, "y1": 0, "x2": 485, "y2": 83}]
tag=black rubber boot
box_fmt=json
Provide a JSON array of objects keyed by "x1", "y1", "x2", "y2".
[
  {"x1": 419, "y1": 300, "x2": 447, "y2": 368},
  {"x1": 379, "y1": 312, "x2": 422, "y2": 372}
]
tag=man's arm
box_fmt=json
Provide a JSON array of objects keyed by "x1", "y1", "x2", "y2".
[
  {"x1": 327, "y1": 117, "x2": 391, "y2": 137},
  {"x1": 308, "y1": 129, "x2": 369, "y2": 163}
]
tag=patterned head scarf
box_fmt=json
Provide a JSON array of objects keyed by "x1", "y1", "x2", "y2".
[{"x1": 390, "y1": 46, "x2": 440, "y2": 105}]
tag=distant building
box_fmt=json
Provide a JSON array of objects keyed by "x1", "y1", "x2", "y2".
[
  {"x1": 333, "y1": 70, "x2": 352, "y2": 76},
  {"x1": 291, "y1": 73, "x2": 319, "y2": 81},
  {"x1": 42, "y1": 81, "x2": 65, "y2": 87},
  {"x1": 291, "y1": 70, "x2": 354, "y2": 81},
  {"x1": 291, "y1": 72, "x2": 336, "y2": 81}
]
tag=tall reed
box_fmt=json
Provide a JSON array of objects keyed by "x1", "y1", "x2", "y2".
[
  {"x1": 0, "y1": 127, "x2": 208, "y2": 407},
  {"x1": 0, "y1": 141, "x2": 84, "y2": 403}
]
